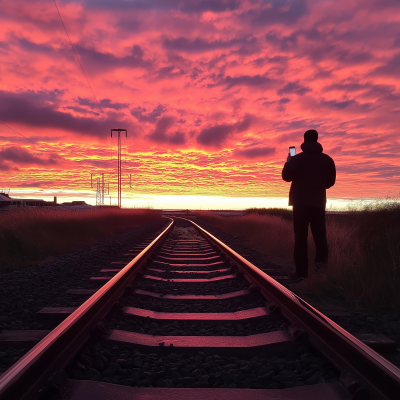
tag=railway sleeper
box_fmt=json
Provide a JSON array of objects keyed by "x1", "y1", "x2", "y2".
[
  {"x1": 1, "y1": 219, "x2": 396, "y2": 399},
  {"x1": 65, "y1": 380, "x2": 352, "y2": 400}
]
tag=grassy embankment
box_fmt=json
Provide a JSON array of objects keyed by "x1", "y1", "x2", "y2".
[
  {"x1": 196, "y1": 203, "x2": 400, "y2": 311},
  {"x1": 0, "y1": 208, "x2": 162, "y2": 274}
]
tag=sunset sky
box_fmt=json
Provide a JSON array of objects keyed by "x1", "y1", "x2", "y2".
[{"x1": 0, "y1": 0, "x2": 399, "y2": 209}]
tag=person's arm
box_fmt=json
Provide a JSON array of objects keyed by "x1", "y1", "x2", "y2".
[
  {"x1": 282, "y1": 153, "x2": 295, "y2": 182},
  {"x1": 326, "y1": 158, "x2": 336, "y2": 188}
]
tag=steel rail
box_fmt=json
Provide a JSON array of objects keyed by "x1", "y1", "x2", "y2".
[
  {"x1": 0, "y1": 218, "x2": 174, "y2": 400},
  {"x1": 186, "y1": 218, "x2": 400, "y2": 400}
]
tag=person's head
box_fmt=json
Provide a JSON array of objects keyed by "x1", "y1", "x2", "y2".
[{"x1": 304, "y1": 129, "x2": 318, "y2": 142}]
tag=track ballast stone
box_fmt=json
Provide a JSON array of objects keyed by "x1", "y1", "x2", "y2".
[
  {"x1": 66, "y1": 341, "x2": 339, "y2": 389},
  {"x1": 193, "y1": 218, "x2": 400, "y2": 370},
  {"x1": 65, "y1": 221, "x2": 341, "y2": 391},
  {"x1": 0, "y1": 220, "x2": 168, "y2": 373}
]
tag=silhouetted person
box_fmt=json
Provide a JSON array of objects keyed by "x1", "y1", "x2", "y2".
[{"x1": 282, "y1": 129, "x2": 336, "y2": 279}]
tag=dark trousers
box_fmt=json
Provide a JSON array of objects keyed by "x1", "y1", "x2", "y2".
[{"x1": 293, "y1": 205, "x2": 328, "y2": 277}]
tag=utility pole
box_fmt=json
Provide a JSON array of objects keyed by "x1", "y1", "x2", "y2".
[
  {"x1": 96, "y1": 177, "x2": 101, "y2": 206},
  {"x1": 111, "y1": 129, "x2": 127, "y2": 208},
  {"x1": 91, "y1": 173, "x2": 109, "y2": 206}
]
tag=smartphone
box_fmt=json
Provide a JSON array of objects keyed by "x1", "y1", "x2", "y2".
[{"x1": 289, "y1": 146, "x2": 296, "y2": 156}]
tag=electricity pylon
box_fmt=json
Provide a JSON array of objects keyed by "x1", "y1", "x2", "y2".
[{"x1": 91, "y1": 173, "x2": 109, "y2": 206}]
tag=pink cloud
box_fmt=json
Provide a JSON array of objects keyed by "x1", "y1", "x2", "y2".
[
  {"x1": 0, "y1": 0, "x2": 399, "y2": 200},
  {"x1": 0, "y1": 145, "x2": 65, "y2": 169}
]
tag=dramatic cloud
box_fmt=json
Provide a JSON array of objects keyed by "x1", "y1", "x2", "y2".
[
  {"x1": 89, "y1": 0, "x2": 239, "y2": 13},
  {"x1": 148, "y1": 116, "x2": 186, "y2": 145},
  {"x1": 197, "y1": 116, "x2": 251, "y2": 149},
  {"x1": 265, "y1": 32, "x2": 298, "y2": 51},
  {"x1": 0, "y1": 91, "x2": 124, "y2": 137},
  {"x1": 0, "y1": 162, "x2": 18, "y2": 171},
  {"x1": 244, "y1": 0, "x2": 309, "y2": 26},
  {"x1": 131, "y1": 105, "x2": 167, "y2": 123},
  {"x1": 19, "y1": 180, "x2": 54, "y2": 188},
  {"x1": 0, "y1": 0, "x2": 399, "y2": 202},
  {"x1": 163, "y1": 36, "x2": 256, "y2": 53},
  {"x1": 78, "y1": 97, "x2": 129, "y2": 111},
  {"x1": 74, "y1": 44, "x2": 152, "y2": 72},
  {"x1": 233, "y1": 146, "x2": 276, "y2": 159},
  {"x1": 277, "y1": 81, "x2": 310, "y2": 96},
  {"x1": 321, "y1": 99, "x2": 356, "y2": 110},
  {"x1": 17, "y1": 37, "x2": 58, "y2": 55},
  {"x1": 0, "y1": 146, "x2": 64, "y2": 166},
  {"x1": 180, "y1": 0, "x2": 239, "y2": 13},
  {"x1": 371, "y1": 52, "x2": 400, "y2": 77},
  {"x1": 221, "y1": 74, "x2": 271, "y2": 90}
]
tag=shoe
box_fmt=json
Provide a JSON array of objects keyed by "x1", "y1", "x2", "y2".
[{"x1": 289, "y1": 272, "x2": 307, "y2": 281}]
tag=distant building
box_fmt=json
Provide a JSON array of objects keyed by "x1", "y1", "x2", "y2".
[
  {"x1": 0, "y1": 190, "x2": 91, "y2": 209},
  {"x1": 12, "y1": 199, "x2": 48, "y2": 207},
  {"x1": 0, "y1": 192, "x2": 12, "y2": 208},
  {"x1": 60, "y1": 201, "x2": 88, "y2": 206}
]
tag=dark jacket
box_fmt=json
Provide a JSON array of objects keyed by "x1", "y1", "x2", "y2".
[{"x1": 282, "y1": 142, "x2": 336, "y2": 208}]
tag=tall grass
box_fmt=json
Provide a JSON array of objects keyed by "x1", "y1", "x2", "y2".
[
  {"x1": 196, "y1": 203, "x2": 400, "y2": 310},
  {"x1": 245, "y1": 207, "x2": 293, "y2": 221},
  {"x1": 196, "y1": 212, "x2": 295, "y2": 267},
  {"x1": 0, "y1": 208, "x2": 162, "y2": 273}
]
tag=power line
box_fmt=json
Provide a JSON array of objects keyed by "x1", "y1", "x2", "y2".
[
  {"x1": 0, "y1": 120, "x2": 36, "y2": 146},
  {"x1": 53, "y1": 0, "x2": 110, "y2": 127},
  {"x1": 53, "y1": 0, "x2": 116, "y2": 180},
  {"x1": 1, "y1": 4, "x2": 109, "y2": 150}
]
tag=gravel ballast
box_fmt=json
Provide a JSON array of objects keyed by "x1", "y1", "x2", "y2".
[
  {"x1": 66, "y1": 221, "x2": 341, "y2": 390},
  {"x1": 192, "y1": 218, "x2": 400, "y2": 369},
  {"x1": 66, "y1": 341, "x2": 340, "y2": 389},
  {"x1": 0, "y1": 220, "x2": 168, "y2": 373}
]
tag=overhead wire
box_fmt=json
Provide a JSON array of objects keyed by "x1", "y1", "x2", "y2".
[
  {"x1": 1, "y1": 2, "x2": 121, "y2": 198},
  {"x1": 53, "y1": 0, "x2": 115, "y2": 168},
  {"x1": 2, "y1": 3, "x2": 120, "y2": 151},
  {"x1": 53, "y1": 0, "x2": 110, "y2": 126},
  {"x1": 53, "y1": 0, "x2": 119, "y2": 194},
  {"x1": 0, "y1": 121, "x2": 51, "y2": 158},
  {"x1": 0, "y1": 121, "x2": 56, "y2": 183},
  {"x1": 0, "y1": 121, "x2": 37, "y2": 146},
  {"x1": 2, "y1": 3, "x2": 107, "y2": 154}
]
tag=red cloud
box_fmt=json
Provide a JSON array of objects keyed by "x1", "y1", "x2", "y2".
[
  {"x1": 148, "y1": 116, "x2": 186, "y2": 145},
  {"x1": 233, "y1": 146, "x2": 276, "y2": 159},
  {"x1": 0, "y1": 146, "x2": 65, "y2": 167},
  {"x1": 0, "y1": 0, "x2": 399, "y2": 200},
  {"x1": 197, "y1": 116, "x2": 251, "y2": 149}
]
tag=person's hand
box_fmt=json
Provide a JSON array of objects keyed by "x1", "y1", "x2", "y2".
[{"x1": 286, "y1": 153, "x2": 293, "y2": 162}]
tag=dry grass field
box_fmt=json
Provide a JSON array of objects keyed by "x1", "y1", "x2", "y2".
[
  {"x1": 196, "y1": 202, "x2": 400, "y2": 311},
  {"x1": 0, "y1": 208, "x2": 162, "y2": 273}
]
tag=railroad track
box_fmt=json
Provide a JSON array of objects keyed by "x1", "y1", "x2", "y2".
[{"x1": 0, "y1": 218, "x2": 399, "y2": 399}]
